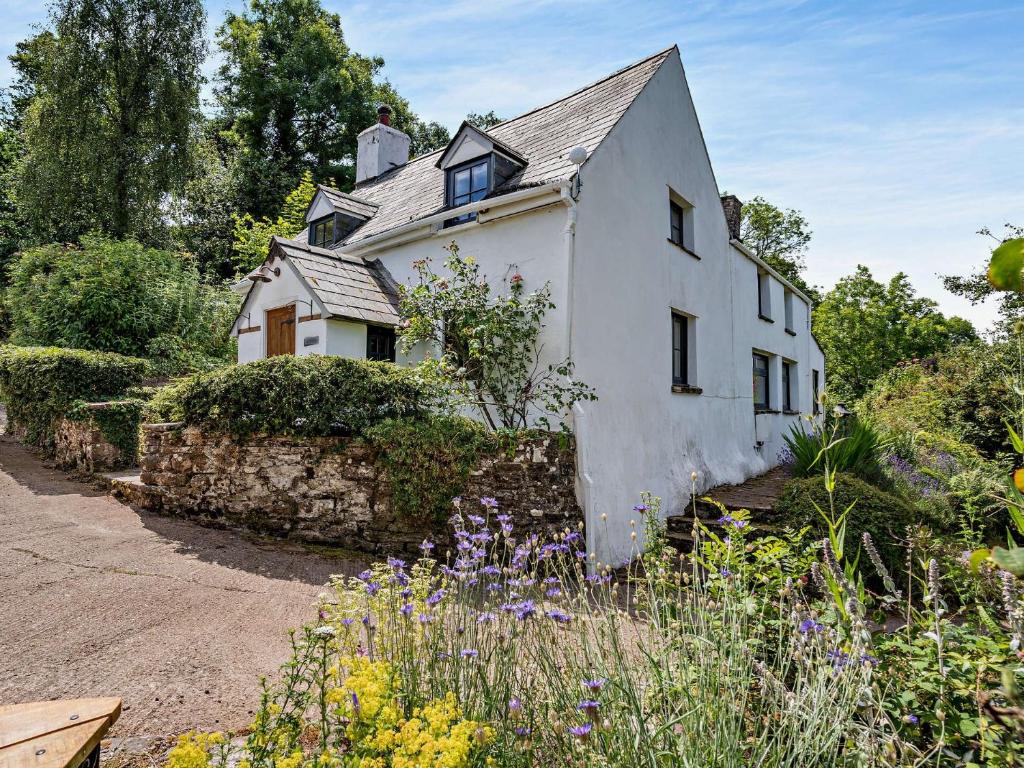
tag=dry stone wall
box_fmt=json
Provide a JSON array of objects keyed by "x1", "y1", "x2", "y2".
[
  {"x1": 138, "y1": 424, "x2": 582, "y2": 557},
  {"x1": 54, "y1": 409, "x2": 127, "y2": 474}
]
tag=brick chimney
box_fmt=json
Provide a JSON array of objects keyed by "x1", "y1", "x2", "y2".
[
  {"x1": 355, "y1": 104, "x2": 410, "y2": 184},
  {"x1": 720, "y1": 194, "x2": 742, "y2": 241}
]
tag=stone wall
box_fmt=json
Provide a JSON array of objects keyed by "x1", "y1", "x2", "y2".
[
  {"x1": 138, "y1": 424, "x2": 582, "y2": 557},
  {"x1": 54, "y1": 404, "x2": 131, "y2": 474}
]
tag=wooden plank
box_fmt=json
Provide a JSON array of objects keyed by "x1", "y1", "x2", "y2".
[
  {"x1": 0, "y1": 698, "x2": 120, "y2": 768},
  {"x1": 237, "y1": 325, "x2": 261, "y2": 335},
  {"x1": 298, "y1": 313, "x2": 321, "y2": 323}
]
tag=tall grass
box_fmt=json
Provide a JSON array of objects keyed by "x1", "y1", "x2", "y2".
[{"x1": 182, "y1": 494, "x2": 908, "y2": 767}]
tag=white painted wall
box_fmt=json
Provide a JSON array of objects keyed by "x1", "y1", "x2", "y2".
[
  {"x1": 233, "y1": 264, "x2": 325, "y2": 363},
  {"x1": 570, "y1": 50, "x2": 824, "y2": 565}
]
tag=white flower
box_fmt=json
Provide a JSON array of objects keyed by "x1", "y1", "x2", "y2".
[{"x1": 313, "y1": 625, "x2": 336, "y2": 637}]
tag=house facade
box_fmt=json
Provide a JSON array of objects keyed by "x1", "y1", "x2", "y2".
[{"x1": 231, "y1": 46, "x2": 825, "y2": 565}]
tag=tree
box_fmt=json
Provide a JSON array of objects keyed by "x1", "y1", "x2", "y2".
[
  {"x1": 231, "y1": 171, "x2": 317, "y2": 274},
  {"x1": 216, "y1": 0, "x2": 442, "y2": 219},
  {"x1": 941, "y1": 224, "x2": 1024, "y2": 338},
  {"x1": 739, "y1": 195, "x2": 819, "y2": 302},
  {"x1": 398, "y1": 242, "x2": 596, "y2": 431},
  {"x1": 813, "y1": 265, "x2": 977, "y2": 399},
  {"x1": 466, "y1": 111, "x2": 504, "y2": 130},
  {"x1": 9, "y1": 0, "x2": 206, "y2": 244}
]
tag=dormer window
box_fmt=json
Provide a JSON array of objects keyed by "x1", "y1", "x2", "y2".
[
  {"x1": 310, "y1": 216, "x2": 335, "y2": 247},
  {"x1": 447, "y1": 159, "x2": 490, "y2": 225}
]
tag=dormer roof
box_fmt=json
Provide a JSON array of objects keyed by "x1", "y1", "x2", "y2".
[
  {"x1": 435, "y1": 122, "x2": 528, "y2": 170},
  {"x1": 305, "y1": 185, "x2": 379, "y2": 223}
]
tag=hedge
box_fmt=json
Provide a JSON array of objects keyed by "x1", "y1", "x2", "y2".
[
  {"x1": 145, "y1": 355, "x2": 442, "y2": 438},
  {"x1": 0, "y1": 346, "x2": 149, "y2": 449},
  {"x1": 65, "y1": 399, "x2": 147, "y2": 465},
  {"x1": 773, "y1": 472, "x2": 951, "y2": 580}
]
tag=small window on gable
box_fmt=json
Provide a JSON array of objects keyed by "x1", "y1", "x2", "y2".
[
  {"x1": 366, "y1": 325, "x2": 396, "y2": 362},
  {"x1": 668, "y1": 192, "x2": 695, "y2": 253},
  {"x1": 311, "y1": 216, "x2": 335, "y2": 248},
  {"x1": 784, "y1": 290, "x2": 795, "y2": 333},
  {"x1": 446, "y1": 158, "x2": 490, "y2": 226},
  {"x1": 757, "y1": 270, "x2": 772, "y2": 320}
]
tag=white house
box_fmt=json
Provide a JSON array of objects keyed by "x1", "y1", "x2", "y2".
[{"x1": 231, "y1": 46, "x2": 825, "y2": 565}]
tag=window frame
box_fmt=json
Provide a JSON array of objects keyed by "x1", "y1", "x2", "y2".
[
  {"x1": 310, "y1": 215, "x2": 335, "y2": 248},
  {"x1": 366, "y1": 324, "x2": 397, "y2": 362},
  {"x1": 669, "y1": 200, "x2": 684, "y2": 247},
  {"x1": 445, "y1": 156, "x2": 492, "y2": 226},
  {"x1": 812, "y1": 369, "x2": 821, "y2": 415},
  {"x1": 782, "y1": 360, "x2": 793, "y2": 412},
  {"x1": 753, "y1": 352, "x2": 770, "y2": 411},
  {"x1": 757, "y1": 271, "x2": 772, "y2": 321},
  {"x1": 672, "y1": 311, "x2": 688, "y2": 387}
]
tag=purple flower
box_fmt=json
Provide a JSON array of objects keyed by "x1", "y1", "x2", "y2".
[
  {"x1": 426, "y1": 589, "x2": 446, "y2": 606},
  {"x1": 477, "y1": 612, "x2": 497, "y2": 623},
  {"x1": 514, "y1": 600, "x2": 536, "y2": 621},
  {"x1": 461, "y1": 648, "x2": 479, "y2": 658},
  {"x1": 365, "y1": 581, "x2": 381, "y2": 596},
  {"x1": 569, "y1": 723, "x2": 592, "y2": 739},
  {"x1": 358, "y1": 569, "x2": 373, "y2": 581},
  {"x1": 514, "y1": 726, "x2": 530, "y2": 738},
  {"x1": 467, "y1": 514, "x2": 486, "y2": 526},
  {"x1": 417, "y1": 613, "x2": 435, "y2": 624},
  {"x1": 633, "y1": 503, "x2": 650, "y2": 513},
  {"x1": 400, "y1": 603, "x2": 414, "y2": 617},
  {"x1": 340, "y1": 618, "x2": 355, "y2": 627},
  {"x1": 904, "y1": 714, "x2": 919, "y2": 725},
  {"x1": 860, "y1": 653, "x2": 879, "y2": 667},
  {"x1": 480, "y1": 496, "x2": 499, "y2": 508},
  {"x1": 577, "y1": 700, "x2": 600, "y2": 720},
  {"x1": 496, "y1": 514, "x2": 511, "y2": 523},
  {"x1": 719, "y1": 568, "x2": 732, "y2": 578},
  {"x1": 799, "y1": 619, "x2": 824, "y2": 634},
  {"x1": 717, "y1": 514, "x2": 735, "y2": 525},
  {"x1": 419, "y1": 539, "x2": 435, "y2": 552},
  {"x1": 546, "y1": 608, "x2": 572, "y2": 623},
  {"x1": 546, "y1": 587, "x2": 562, "y2": 598},
  {"x1": 387, "y1": 557, "x2": 406, "y2": 569},
  {"x1": 583, "y1": 678, "x2": 607, "y2": 693},
  {"x1": 350, "y1": 691, "x2": 361, "y2": 717},
  {"x1": 509, "y1": 697, "x2": 523, "y2": 714},
  {"x1": 480, "y1": 565, "x2": 500, "y2": 576}
]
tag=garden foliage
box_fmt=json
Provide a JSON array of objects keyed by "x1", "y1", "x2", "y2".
[
  {"x1": 65, "y1": 398, "x2": 146, "y2": 465},
  {"x1": 783, "y1": 417, "x2": 885, "y2": 485},
  {"x1": 0, "y1": 345, "x2": 147, "y2": 449},
  {"x1": 145, "y1": 355, "x2": 442, "y2": 439},
  {"x1": 5, "y1": 234, "x2": 237, "y2": 374}
]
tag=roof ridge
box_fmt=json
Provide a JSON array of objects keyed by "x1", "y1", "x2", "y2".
[
  {"x1": 317, "y1": 184, "x2": 380, "y2": 208},
  {"x1": 485, "y1": 45, "x2": 677, "y2": 133}
]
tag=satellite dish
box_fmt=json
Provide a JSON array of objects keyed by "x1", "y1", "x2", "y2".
[{"x1": 568, "y1": 146, "x2": 588, "y2": 165}]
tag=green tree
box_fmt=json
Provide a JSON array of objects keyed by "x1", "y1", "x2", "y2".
[
  {"x1": 942, "y1": 224, "x2": 1024, "y2": 338},
  {"x1": 739, "y1": 195, "x2": 819, "y2": 302},
  {"x1": 231, "y1": 171, "x2": 317, "y2": 274},
  {"x1": 9, "y1": 0, "x2": 206, "y2": 244},
  {"x1": 6, "y1": 234, "x2": 237, "y2": 373},
  {"x1": 216, "y1": 0, "x2": 441, "y2": 219},
  {"x1": 466, "y1": 111, "x2": 504, "y2": 130},
  {"x1": 813, "y1": 266, "x2": 977, "y2": 399}
]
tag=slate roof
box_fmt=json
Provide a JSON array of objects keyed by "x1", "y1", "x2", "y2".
[
  {"x1": 271, "y1": 236, "x2": 400, "y2": 326},
  {"x1": 317, "y1": 185, "x2": 379, "y2": 219},
  {"x1": 329, "y1": 46, "x2": 675, "y2": 246}
]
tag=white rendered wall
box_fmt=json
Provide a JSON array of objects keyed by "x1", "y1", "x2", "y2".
[
  {"x1": 233, "y1": 265, "x2": 325, "y2": 362},
  {"x1": 570, "y1": 50, "x2": 824, "y2": 566}
]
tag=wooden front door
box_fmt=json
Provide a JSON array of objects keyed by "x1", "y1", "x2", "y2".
[{"x1": 266, "y1": 305, "x2": 296, "y2": 357}]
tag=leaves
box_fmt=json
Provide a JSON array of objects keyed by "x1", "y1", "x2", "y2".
[
  {"x1": 990, "y1": 546, "x2": 1024, "y2": 577},
  {"x1": 987, "y1": 238, "x2": 1024, "y2": 292}
]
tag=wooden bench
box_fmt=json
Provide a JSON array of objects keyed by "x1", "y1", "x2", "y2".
[{"x1": 0, "y1": 698, "x2": 121, "y2": 768}]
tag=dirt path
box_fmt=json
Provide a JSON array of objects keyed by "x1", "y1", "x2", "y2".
[{"x1": 0, "y1": 433, "x2": 368, "y2": 744}]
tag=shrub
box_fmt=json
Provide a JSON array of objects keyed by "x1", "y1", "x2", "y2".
[
  {"x1": 145, "y1": 355, "x2": 442, "y2": 438},
  {"x1": 773, "y1": 472, "x2": 947, "y2": 577},
  {"x1": 783, "y1": 418, "x2": 885, "y2": 485},
  {"x1": 366, "y1": 416, "x2": 495, "y2": 522},
  {"x1": 4, "y1": 233, "x2": 237, "y2": 374},
  {"x1": 0, "y1": 346, "x2": 148, "y2": 449},
  {"x1": 65, "y1": 398, "x2": 146, "y2": 465}
]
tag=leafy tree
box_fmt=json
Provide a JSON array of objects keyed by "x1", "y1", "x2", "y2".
[
  {"x1": 406, "y1": 119, "x2": 450, "y2": 157},
  {"x1": 231, "y1": 171, "x2": 317, "y2": 274},
  {"x1": 942, "y1": 224, "x2": 1024, "y2": 338},
  {"x1": 813, "y1": 265, "x2": 977, "y2": 400},
  {"x1": 216, "y1": 0, "x2": 441, "y2": 219},
  {"x1": 5, "y1": 234, "x2": 237, "y2": 373},
  {"x1": 739, "y1": 195, "x2": 819, "y2": 302},
  {"x1": 398, "y1": 242, "x2": 597, "y2": 431},
  {"x1": 466, "y1": 111, "x2": 504, "y2": 130},
  {"x1": 9, "y1": 0, "x2": 206, "y2": 244}
]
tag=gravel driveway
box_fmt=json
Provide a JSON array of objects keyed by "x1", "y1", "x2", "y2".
[{"x1": 0, "y1": 431, "x2": 368, "y2": 743}]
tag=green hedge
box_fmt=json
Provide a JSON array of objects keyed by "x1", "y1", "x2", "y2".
[
  {"x1": 367, "y1": 416, "x2": 494, "y2": 522},
  {"x1": 773, "y1": 472, "x2": 951, "y2": 579},
  {"x1": 145, "y1": 355, "x2": 442, "y2": 438},
  {"x1": 0, "y1": 346, "x2": 149, "y2": 449}
]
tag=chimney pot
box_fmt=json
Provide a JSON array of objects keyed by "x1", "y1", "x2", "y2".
[
  {"x1": 720, "y1": 194, "x2": 742, "y2": 241},
  {"x1": 377, "y1": 104, "x2": 392, "y2": 126}
]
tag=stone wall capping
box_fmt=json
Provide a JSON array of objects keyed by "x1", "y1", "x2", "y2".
[{"x1": 143, "y1": 422, "x2": 185, "y2": 432}]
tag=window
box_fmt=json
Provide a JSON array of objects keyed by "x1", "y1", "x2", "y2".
[
  {"x1": 670, "y1": 201, "x2": 684, "y2": 246},
  {"x1": 784, "y1": 290, "x2": 795, "y2": 333},
  {"x1": 812, "y1": 369, "x2": 821, "y2": 415},
  {"x1": 366, "y1": 325, "x2": 396, "y2": 362},
  {"x1": 310, "y1": 216, "x2": 335, "y2": 248},
  {"x1": 753, "y1": 352, "x2": 770, "y2": 411},
  {"x1": 672, "y1": 312, "x2": 688, "y2": 386},
  {"x1": 446, "y1": 159, "x2": 489, "y2": 226},
  {"x1": 782, "y1": 361, "x2": 793, "y2": 412},
  {"x1": 757, "y1": 271, "x2": 772, "y2": 320}
]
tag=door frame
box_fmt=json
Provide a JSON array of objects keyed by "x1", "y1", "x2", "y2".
[{"x1": 265, "y1": 303, "x2": 297, "y2": 357}]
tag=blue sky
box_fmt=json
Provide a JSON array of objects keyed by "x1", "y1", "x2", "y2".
[{"x1": 2, "y1": 0, "x2": 1022, "y2": 331}]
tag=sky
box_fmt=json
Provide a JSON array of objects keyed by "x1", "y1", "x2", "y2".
[{"x1": 1, "y1": 0, "x2": 1021, "y2": 332}]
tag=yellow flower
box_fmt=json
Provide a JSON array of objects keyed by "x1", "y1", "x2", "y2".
[{"x1": 164, "y1": 732, "x2": 226, "y2": 768}]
